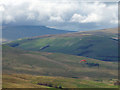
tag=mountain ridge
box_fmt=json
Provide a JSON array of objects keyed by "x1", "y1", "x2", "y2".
[{"x1": 2, "y1": 25, "x2": 75, "y2": 41}]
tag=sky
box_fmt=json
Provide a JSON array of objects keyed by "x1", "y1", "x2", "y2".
[{"x1": 0, "y1": 0, "x2": 118, "y2": 31}]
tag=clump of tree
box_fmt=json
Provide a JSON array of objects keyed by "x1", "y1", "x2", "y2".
[
  {"x1": 37, "y1": 82, "x2": 63, "y2": 89},
  {"x1": 114, "y1": 81, "x2": 120, "y2": 86},
  {"x1": 86, "y1": 62, "x2": 99, "y2": 67},
  {"x1": 9, "y1": 43, "x2": 19, "y2": 47}
]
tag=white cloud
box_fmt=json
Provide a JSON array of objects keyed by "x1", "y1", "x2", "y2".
[
  {"x1": 27, "y1": 13, "x2": 35, "y2": 20},
  {"x1": 81, "y1": 13, "x2": 100, "y2": 23},
  {"x1": 70, "y1": 2, "x2": 118, "y2": 24},
  {"x1": 70, "y1": 14, "x2": 85, "y2": 23},
  {"x1": 110, "y1": 20, "x2": 118, "y2": 24},
  {"x1": 0, "y1": 5, "x2": 4, "y2": 12},
  {"x1": 1, "y1": 0, "x2": 118, "y2": 30},
  {"x1": 70, "y1": 13, "x2": 100, "y2": 23},
  {"x1": 4, "y1": 15, "x2": 15, "y2": 23},
  {"x1": 49, "y1": 16, "x2": 64, "y2": 22}
]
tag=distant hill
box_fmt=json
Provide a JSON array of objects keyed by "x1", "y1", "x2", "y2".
[
  {"x1": 7, "y1": 28, "x2": 118, "y2": 62},
  {"x1": 2, "y1": 25, "x2": 75, "y2": 41}
]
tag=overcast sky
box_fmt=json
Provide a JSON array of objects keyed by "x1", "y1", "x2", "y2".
[{"x1": 0, "y1": 0, "x2": 118, "y2": 31}]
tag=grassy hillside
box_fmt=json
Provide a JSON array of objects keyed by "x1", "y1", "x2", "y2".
[
  {"x1": 7, "y1": 28, "x2": 118, "y2": 61},
  {"x1": 2, "y1": 28, "x2": 118, "y2": 88},
  {"x1": 3, "y1": 45, "x2": 118, "y2": 80},
  {"x1": 3, "y1": 73, "x2": 118, "y2": 88}
]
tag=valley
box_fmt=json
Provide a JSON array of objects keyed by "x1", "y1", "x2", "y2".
[{"x1": 2, "y1": 28, "x2": 118, "y2": 88}]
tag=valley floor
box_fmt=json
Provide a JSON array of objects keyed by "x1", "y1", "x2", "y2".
[{"x1": 2, "y1": 73, "x2": 118, "y2": 88}]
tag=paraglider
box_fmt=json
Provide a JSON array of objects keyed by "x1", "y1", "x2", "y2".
[{"x1": 80, "y1": 60, "x2": 87, "y2": 63}]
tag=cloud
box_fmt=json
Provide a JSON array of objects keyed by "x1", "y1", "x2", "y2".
[
  {"x1": 1, "y1": 0, "x2": 118, "y2": 31},
  {"x1": 82, "y1": 13, "x2": 100, "y2": 23},
  {"x1": 70, "y1": 13, "x2": 100, "y2": 23},
  {"x1": 70, "y1": 2, "x2": 118, "y2": 24},
  {"x1": 4, "y1": 15, "x2": 15, "y2": 23},
  {"x1": 70, "y1": 14, "x2": 85, "y2": 23},
  {"x1": 49, "y1": 16, "x2": 64, "y2": 22}
]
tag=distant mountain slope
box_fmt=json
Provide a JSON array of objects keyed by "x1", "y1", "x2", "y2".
[
  {"x1": 7, "y1": 28, "x2": 118, "y2": 62},
  {"x1": 80, "y1": 28, "x2": 118, "y2": 34},
  {"x1": 2, "y1": 25, "x2": 75, "y2": 41},
  {"x1": 3, "y1": 45, "x2": 117, "y2": 79}
]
